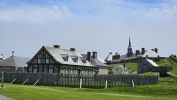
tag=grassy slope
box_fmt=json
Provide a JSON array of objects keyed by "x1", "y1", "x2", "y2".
[
  {"x1": 108, "y1": 57, "x2": 177, "y2": 75},
  {"x1": 156, "y1": 58, "x2": 177, "y2": 75}
]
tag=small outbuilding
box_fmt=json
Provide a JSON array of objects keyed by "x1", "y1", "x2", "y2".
[
  {"x1": 112, "y1": 65, "x2": 130, "y2": 75},
  {"x1": 0, "y1": 54, "x2": 30, "y2": 72},
  {"x1": 137, "y1": 59, "x2": 159, "y2": 73}
]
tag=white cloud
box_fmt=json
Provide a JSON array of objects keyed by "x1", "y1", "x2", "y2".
[{"x1": 0, "y1": 5, "x2": 73, "y2": 23}]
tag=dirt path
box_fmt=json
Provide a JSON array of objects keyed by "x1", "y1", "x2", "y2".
[{"x1": 0, "y1": 94, "x2": 11, "y2": 100}]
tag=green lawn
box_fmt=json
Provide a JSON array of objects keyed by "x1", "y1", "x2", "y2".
[{"x1": 0, "y1": 77, "x2": 177, "y2": 100}]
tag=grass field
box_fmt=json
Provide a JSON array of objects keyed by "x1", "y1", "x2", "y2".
[{"x1": 0, "y1": 77, "x2": 177, "y2": 100}]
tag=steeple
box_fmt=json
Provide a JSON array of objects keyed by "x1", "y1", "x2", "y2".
[
  {"x1": 127, "y1": 37, "x2": 133, "y2": 57},
  {"x1": 128, "y1": 37, "x2": 131, "y2": 48}
]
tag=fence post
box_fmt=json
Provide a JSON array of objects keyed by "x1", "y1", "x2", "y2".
[
  {"x1": 80, "y1": 78, "x2": 82, "y2": 89},
  {"x1": 105, "y1": 80, "x2": 108, "y2": 89},
  {"x1": 132, "y1": 79, "x2": 134, "y2": 87},
  {"x1": 1, "y1": 72, "x2": 4, "y2": 88}
]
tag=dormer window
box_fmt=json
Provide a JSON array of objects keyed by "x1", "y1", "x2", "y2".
[
  {"x1": 71, "y1": 56, "x2": 78, "y2": 62},
  {"x1": 61, "y1": 54, "x2": 69, "y2": 61},
  {"x1": 80, "y1": 57, "x2": 86, "y2": 63}
]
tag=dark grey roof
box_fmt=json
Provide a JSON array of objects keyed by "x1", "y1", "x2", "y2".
[{"x1": 0, "y1": 56, "x2": 30, "y2": 67}]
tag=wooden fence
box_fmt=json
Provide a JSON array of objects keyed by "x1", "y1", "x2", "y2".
[{"x1": 4, "y1": 73, "x2": 159, "y2": 88}]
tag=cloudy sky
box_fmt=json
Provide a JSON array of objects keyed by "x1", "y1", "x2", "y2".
[{"x1": 0, "y1": 0, "x2": 177, "y2": 59}]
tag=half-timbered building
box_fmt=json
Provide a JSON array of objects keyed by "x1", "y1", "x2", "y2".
[{"x1": 27, "y1": 45, "x2": 97, "y2": 75}]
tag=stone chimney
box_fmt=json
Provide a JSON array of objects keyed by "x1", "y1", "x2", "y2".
[
  {"x1": 70, "y1": 48, "x2": 76, "y2": 51},
  {"x1": 154, "y1": 48, "x2": 158, "y2": 53},
  {"x1": 53, "y1": 45, "x2": 60, "y2": 48},
  {"x1": 92, "y1": 51, "x2": 97, "y2": 59},
  {"x1": 87, "y1": 52, "x2": 91, "y2": 62},
  {"x1": 136, "y1": 50, "x2": 140, "y2": 56},
  {"x1": 141, "y1": 48, "x2": 145, "y2": 55}
]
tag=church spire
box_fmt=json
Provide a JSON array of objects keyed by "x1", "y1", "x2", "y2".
[{"x1": 128, "y1": 37, "x2": 131, "y2": 48}]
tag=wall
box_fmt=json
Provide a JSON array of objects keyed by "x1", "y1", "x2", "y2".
[{"x1": 137, "y1": 61, "x2": 153, "y2": 73}]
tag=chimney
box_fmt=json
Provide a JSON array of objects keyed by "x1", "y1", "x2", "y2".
[
  {"x1": 136, "y1": 50, "x2": 140, "y2": 56},
  {"x1": 87, "y1": 52, "x2": 91, "y2": 62},
  {"x1": 70, "y1": 48, "x2": 76, "y2": 51},
  {"x1": 141, "y1": 48, "x2": 145, "y2": 55},
  {"x1": 53, "y1": 45, "x2": 60, "y2": 48},
  {"x1": 92, "y1": 51, "x2": 97, "y2": 59},
  {"x1": 154, "y1": 48, "x2": 158, "y2": 53},
  {"x1": 12, "y1": 51, "x2": 14, "y2": 57}
]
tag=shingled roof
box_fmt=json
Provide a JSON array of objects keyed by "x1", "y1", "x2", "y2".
[
  {"x1": 0, "y1": 56, "x2": 30, "y2": 67},
  {"x1": 44, "y1": 46, "x2": 94, "y2": 67}
]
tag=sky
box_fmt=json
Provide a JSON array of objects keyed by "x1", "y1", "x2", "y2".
[{"x1": 0, "y1": 0, "x2": 177, "y2": 59}]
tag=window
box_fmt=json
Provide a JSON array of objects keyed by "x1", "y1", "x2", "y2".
[
  {"x1": 49, "y1": 66, "x2": 53, "y2": 74},
  {"x1": 38, "y1": 59, "x2": 45, "y2": 64},
  {"x1": 33, "y1": 67, "x2": 38, "y2": 73},
  {"x1": 38, "y1": 59, "x2": 49, "y2": 64},
  {"x1": 46, "y1": 59, "x2": 49, "y2": 64}
]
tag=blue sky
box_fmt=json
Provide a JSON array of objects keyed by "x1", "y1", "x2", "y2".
[{"x1": 0, "y1": 0, "x2": 177, "y2": 58}]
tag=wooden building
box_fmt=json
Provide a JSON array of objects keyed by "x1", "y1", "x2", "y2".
[
  {"x1": 82, "y1": 52, "x2": 108, "y2": 75},
  {"x1": 27, "y1": 45, "x2": 98, "y2": 75},
  {"x1": 137, "y1": 59, "x2": 159, "y2": 73},
  {"x1": 0, "y1": 52, "x2": 30, "y2": 73}
]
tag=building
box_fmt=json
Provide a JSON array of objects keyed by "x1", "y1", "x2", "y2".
[
  {"x1": 137, "y1": 59, "x2": 159, "y2": 73},
  {"x1": 27, "y1": 45, "x2": 104, "y2": 75},
  {"x1": 106, "y1": 52, "x2": 120, "y2": 62},
  {"x1": 127, "y1": 37, "x2": 133, "y2": 57},
  {"x1": 142, "y1": 49, "x2": 159, "y2": 58},
  {"x1": 112, "y1": 65, "x2": 130, "y2": 75},
  {"x1": 0, "y1": 52, "x2": 30, "y2": 72},
  {"x1": 137, "y1": 59, "x2": 173, "y2": 76},
  {"x1": 82, "y1": 52, "x2": 108, "y2": 75},
  {"x1": 0, "y1": 54, "x2": 5, "y2": 60},
  {"x1": 105, "y1": 37, "x2": 160, "y2": 64}
]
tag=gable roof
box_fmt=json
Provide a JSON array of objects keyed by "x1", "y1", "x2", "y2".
[
  {"x1": 105, "y1": 53, "x2": 113, "y2": 61},
  {"x1": 146, "y1": 59, "x2": 159, "y2": 67},
  {"x1": 44, "y1": 46, "x2": 94, "y2": 67},
  {"x1": 0, "y1": 56, "x2": 30, "y2": 67},
  {"x1": 142, "y1": 50, "x2": 159, "y2": 58}
]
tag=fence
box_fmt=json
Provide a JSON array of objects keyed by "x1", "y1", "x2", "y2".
[{"x1": 4, "y1": 72, "x2": 159, "y2": 88}]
